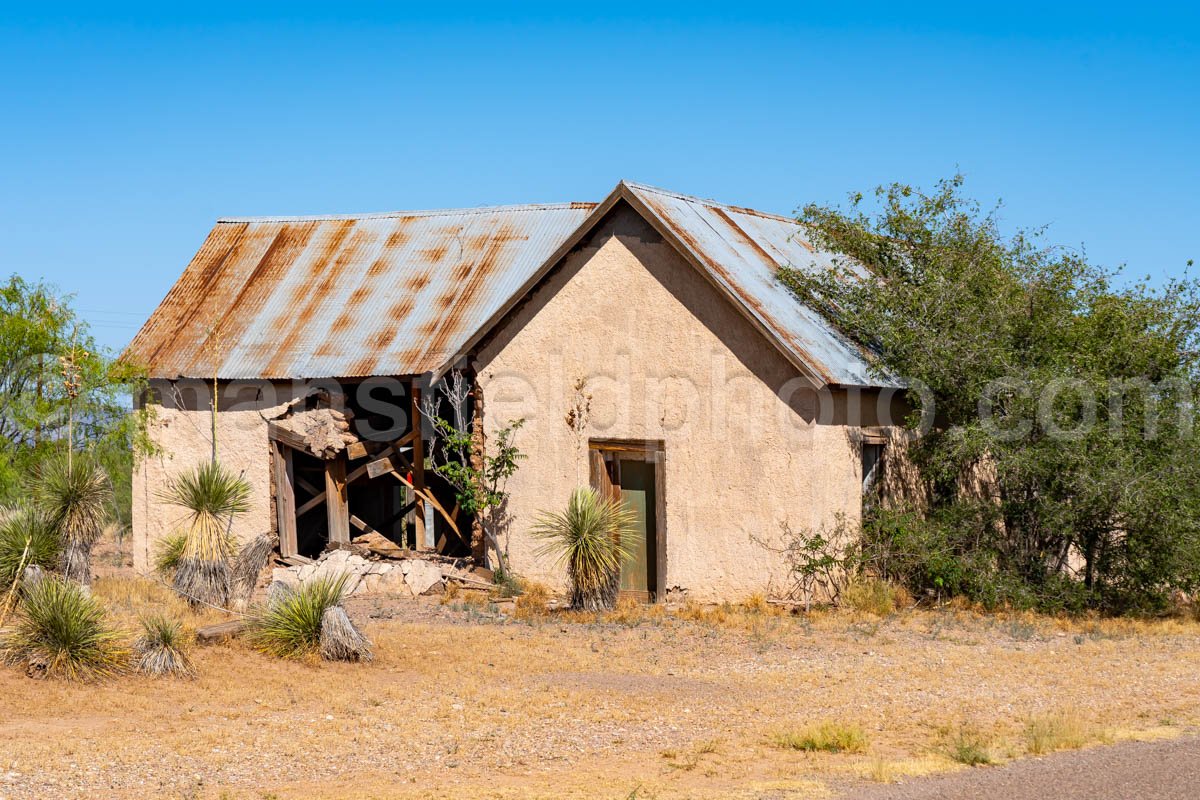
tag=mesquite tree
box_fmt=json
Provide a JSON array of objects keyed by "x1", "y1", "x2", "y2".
[{"x1": 783, "y1": 176, "x2": 1200, "y2": 612}]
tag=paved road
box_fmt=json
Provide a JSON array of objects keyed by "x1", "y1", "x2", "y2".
[{"x1": 840, "y1": 735, "x2": 1200, "y2": 800}]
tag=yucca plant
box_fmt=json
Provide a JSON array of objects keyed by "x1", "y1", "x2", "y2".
[
  {"x1": 318, "y1": 605, "x2": 373, "y2": 662},
  {"x1": 34, "y1": 455, "x2": 111, "y2": 587},
  {"x1": 0, "y1": 506, "x2": 61, "y2": 591},
  {"x1": 530, "y1": 487, "x2": 637, "y2": 611},
  {"x1": 158, "y1": 460, "x2": 251, "y2": 608},
  {"x1": 246, "y1": 573, "x2": 350, "y2": 659},
  {"x1": 0, "y1": 576, "x2": 128, "y2": 681},
  {"x1": 134, "y1": 614, "x2": 195, "y2": 678},
  {"x1": 152, "y1": 531, "x2": 188, "y2": 576},
  {"x1": 229, "y1": 532, "x2": 275, "y2": 610}
]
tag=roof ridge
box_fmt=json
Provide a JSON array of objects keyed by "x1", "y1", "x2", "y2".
[
  {"x1": 217, "y1": 201, "x2": 598, "y2": 224},
  {"x1": 620, "y1": 180, "x2": 797, "y2": 223}
]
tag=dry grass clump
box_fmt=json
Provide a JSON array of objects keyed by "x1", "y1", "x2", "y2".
[
  {"x1": 1024, "y1": 710, "x2": 1107, "y2": 755},
  {"x1": 842, "y1": 577, "x2": 911, "y2": 616},
  {"x1": 772, "y1": 721, "x2": 869, "y2": 754},
  {"x1": 513, "y1": 581, "x2": 553, "y2": 621},
  {"x1": 0, "y1": 576, "x2": 128, "y2": 681},
  {"x1": 134, "y1": 613, "x2": 195, "y2": 678}
]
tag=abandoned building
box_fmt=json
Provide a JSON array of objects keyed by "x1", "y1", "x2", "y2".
[{"x1": 125, "y1": 181, "x2": 904, "y2": 602}]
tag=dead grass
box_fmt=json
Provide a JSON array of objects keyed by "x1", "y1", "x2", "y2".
[
  {"x1": 1024, "y1": 709, "x2": 1109, "y2": 755},
  {"x1": 0, "y1": 576, "x2": 1198, "y2": 799},
  {"x1": 772, "y1": 721, "x2": 869, "y2": 753},
  {"x1": 842, "y1": 578, "x2": 912, "y2": 616}
]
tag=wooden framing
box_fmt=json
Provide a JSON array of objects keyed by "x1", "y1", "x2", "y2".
[
  {"x1": 268, "y1": 378, "x2": 450, "y2": 557},
  {"x1": 272, "y1": 441, "x2": 298, "y2": 558},
  {"x1": 325, "y1": 457, "x2": 350, "y2": 545},
  {"x1": 409, "y1": 383, "x2": 429, "y2": 550}
]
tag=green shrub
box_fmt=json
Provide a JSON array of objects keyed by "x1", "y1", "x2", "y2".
[
  {"x1": 134, "y1": 614, "x2": 194, "y2": 678},
  {"x1": 772, "y1": 721, "x2": 869, "y2": 753},
  {"x1": 0, "y1": 506, "x2": 61, "y2": 589},
  {"x1": 247, "y1": 574, "x2": 349, "y2": 659},
  {"x1": 0, "y1": 576, "x2": 128, "y2": 680},
  {"x1": 530, "y1": 487, "x2": 636, "y2": 612},
  {"x1": 947, "y1": 727, "x2": 993, "y2": 765}
]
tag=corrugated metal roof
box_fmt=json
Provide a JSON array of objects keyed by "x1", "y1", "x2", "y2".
[
  {"x1": 126, "y1": 182, "x2": 893, "y2": 388},
  {"x1": 620, "y1": 182, "x2": 892, "y2": 388},
  {"x1": 126, "y1": 203, "x2": 596, "y2": 379}
]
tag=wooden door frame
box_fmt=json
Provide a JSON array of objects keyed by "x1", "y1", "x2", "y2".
[{"x1": 588, "y1": 439, "x2": 666, "y2": 602}]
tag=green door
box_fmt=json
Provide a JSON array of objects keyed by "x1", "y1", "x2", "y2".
[{"x1": 618, "y1": 459, "x2": 657, "y2": 601}]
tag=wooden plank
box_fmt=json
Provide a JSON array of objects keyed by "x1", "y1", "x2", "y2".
[
  {"x1": 654, "y1": 448, "x2": 667, "y2": 604},
  {"x1": 589, "y1": 448, "x2": 619, "y2": 502},
  {"x1": 196, "y1": 620, "x2": 246, "y2": 643},
  {"x1": 325, "y1": 457, "x2": 350, "y2": 545},
  {"x1": 349, "y1": 514, "x2": 379, "y2": 536},
  {"x1": 279, "y1": 554, "x2": 313, "y2": 567},
  {"x1": 295, "y1": 474, "x2": 321, "y2": 497},
  {"x1": 344, "y1": 432, "x2": 417, "y2": 484},
  {"x1": 267, "y1": 422, "x2": 311, "y2": 454},
  {"x1": 272, "y1": 443, "x2": 298, "y2": 558},
  {"x1": 409, "y1": 384, "x2": 428, "y2": 550},
  {"x1": 386, "y1": 470, "x2": 460, "y2": 538},
  {"x1": 366, "y1": 456, "x2": 396, "y2": 480},
  {"x1": 296, "y1": 492, "x2": 325, "y2": 518}
]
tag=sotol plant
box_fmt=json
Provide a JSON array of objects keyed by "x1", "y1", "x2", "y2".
[
  {"x1": 0, "y1": 506, "x2": 61, "y2": 591},
  {"x1": 34, "y1": 455, "x2": 111, "y2": 587},
  {"x1": 158, "y1": 460, "x2": 251, "y2": 608},
  {"x1": 0, "y1": 576, "x2": 129, "y2": 681},
  {"x1": 247, "y1": 574, "x2": 352, "y2": 659},
  {"x1": 531, "y1": 487, "x2": 636, "y2": 612},
  {"x1": 134, "y1": 614, "x2": 195, "y2": 678}
]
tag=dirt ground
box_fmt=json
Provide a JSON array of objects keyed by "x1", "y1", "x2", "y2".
[{"x1": 2, "y1": 562, "x2": 1199, "y2": 800}]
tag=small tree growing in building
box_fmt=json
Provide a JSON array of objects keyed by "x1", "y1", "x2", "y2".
[{"x1": 422, "y1": 372, "x2": 525, "y2": 576}]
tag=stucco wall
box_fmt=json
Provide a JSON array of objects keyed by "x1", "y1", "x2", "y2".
[
  {"x1": 131, "y1": 382, "x2": 302, "y2": 574},
  {"x1": 474, "y1": 205, "x2": 879, "y2": 602}
]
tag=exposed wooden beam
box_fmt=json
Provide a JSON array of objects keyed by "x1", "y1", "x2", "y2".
[
  {"x1": 296, "y1": 492, "x2": 325, "y2": 518},
  {"x1": 267, "y1": 422, "x2": 312, "y2": 455},
  {"x1": 295, "y1": 474, "x2": 322, "y2": 497},
  {"x1": 345, "y1": 431, "x2": 417, "y2": 484},
  {"x1": 272, "y1": 442, "x2": 298, "y2": 558},
  {"x1": 386, "y1": 469, "x2": 460, "y2": 539},
  {"x1": 410, "y1": 384, "x2": 429, "y2": 550},
  {"x1": 325, "y1": 457, "x2": 350, "y2": 545}
]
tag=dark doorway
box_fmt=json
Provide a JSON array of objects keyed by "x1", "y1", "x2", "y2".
[{"x1": 589, "y1": 440, "x2": 665, "y2": 602}]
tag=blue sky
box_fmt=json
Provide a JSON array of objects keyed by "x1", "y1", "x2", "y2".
[{"x1": 1, "y1": 3, "x2": 1197, "y2": 352}]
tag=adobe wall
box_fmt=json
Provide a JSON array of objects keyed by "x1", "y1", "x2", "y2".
[{"x1": 474, "y1": 205, "x2": 895, "y2": 602}]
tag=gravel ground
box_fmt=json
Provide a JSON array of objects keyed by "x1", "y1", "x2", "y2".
[
  {"x1": 840, "y1": 735, "x2": 1200, "y2": 800},
  {"x1": 2, "y1": 576, "x2": 1199, "y2": 799}
]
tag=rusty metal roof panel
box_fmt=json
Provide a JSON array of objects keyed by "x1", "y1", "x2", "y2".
[
  {"x1": 623, "y1": 182, "x2": 894, "y2": 388},
  {"x1": 126, "y1": 203, "x2": 596, "y2": 379}
]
